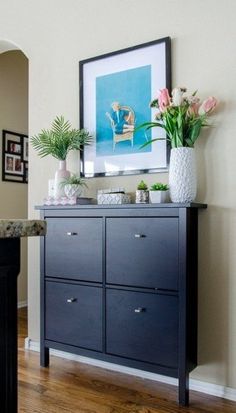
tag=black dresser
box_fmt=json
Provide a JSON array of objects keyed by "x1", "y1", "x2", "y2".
[
  {"x1": 0, "y1": 238, "x2": 20, "y2": 413},
  {"x1": 37, "y1": 203, "x2": 206, "y2": 405}
]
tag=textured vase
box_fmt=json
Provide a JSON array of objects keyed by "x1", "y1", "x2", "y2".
[
  {"x1": 169, "y1": 147, "x2": 197, "y2": 203},
  {"x1": 54, "y1": 160, "x2": 70, "y2": 198},
  {"x1": 64, "y1": 184, "x2": 82, "y2": 199}
]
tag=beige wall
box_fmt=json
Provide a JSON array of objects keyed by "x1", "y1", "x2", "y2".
[
  {"x1": 0, "y1": 50, "x2": 28, "y2": 303},
  {"x1": 0, "y1": 0, "x2": 236, "y2": 389}
]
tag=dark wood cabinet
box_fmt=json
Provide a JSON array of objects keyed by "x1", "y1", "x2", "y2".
[
  {"x1": 45, "y1": 217, "x2": 103, "y2": 281},
  {"x1": 45, "y1": 281, "x2": 103, "y2": 351},
  {"x1": 106, "y1": 217, "x2": 179, "y2": 289},
  {"x1": 0, "y1": 238, "x2": 20, "y2": 413},
  {"x1": 106, "y1": 288, "x2": 178, "y2": 367},
  {"x1": 38, "y1": 203, "x2": 206, "y2": 406}
]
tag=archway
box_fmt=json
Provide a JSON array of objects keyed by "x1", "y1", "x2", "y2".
[{"x1": 0, "y1": 39, "x2": 29, "y2": 310}]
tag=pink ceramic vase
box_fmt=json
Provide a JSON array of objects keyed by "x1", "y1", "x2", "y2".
[{"x1": 54, "y1": 160, "x2": 70, "y2": 198}]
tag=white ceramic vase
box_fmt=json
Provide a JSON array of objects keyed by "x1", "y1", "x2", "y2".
[
  {"x1": 64, "y1": 184, "x2": 82, "y2": 199},
  {"x1": 54, "y1": 160, "x2": 70, "y2": 198},
  {"x1": 169, "y1": 147, "x2": 197, "y2": 203}
]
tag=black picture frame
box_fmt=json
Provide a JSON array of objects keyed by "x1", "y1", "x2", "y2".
[
  {"x1": 2, "y1": 130, "x2": 28, "y2": 183},
  {"x1": 79, "y1": 36, "x2": 171, "y2": 178}
]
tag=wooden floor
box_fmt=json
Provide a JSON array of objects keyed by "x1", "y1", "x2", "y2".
[{"x1": 18, "y1": 308, "x2": 236, "y2": 413}]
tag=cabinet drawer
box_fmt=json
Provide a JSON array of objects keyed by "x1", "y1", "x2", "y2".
[
  {"x1": 106, "y1": 218, "x2": 179, "y2": 290},
  {"x1": 106, "y1": 289, "x2": 178, "y2": 368},
  {"x1": 45, "y1": 218, "x2": 102, "y2": 282},
  {"x1": 45, "y1": 281, "x2": 102, "y2": 351}
]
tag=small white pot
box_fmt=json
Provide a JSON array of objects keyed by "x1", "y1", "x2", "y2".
[
  {"x1": 169, "y1": 147, "x2": 197, "y2": 203},
  {"x1": 149, "y1": 190, "x2": 169, "y2": 204},
  {"x1": 64, "y1": 184, "x2": 82, "y2": 198}
]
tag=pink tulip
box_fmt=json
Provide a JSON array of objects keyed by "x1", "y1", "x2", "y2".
[
  {"x1": 158, "y1": 88, "x2": 171, "y2": 112},
  {"x1": 199, "y1": 96, "x2": 218, "y2": 115},
  {"x1": 187, "y1": 102, "x2": 200, "y2": 117}
]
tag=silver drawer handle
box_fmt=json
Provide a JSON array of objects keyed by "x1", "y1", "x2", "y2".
[
  {"x1": 66, "y1": 232, "x2": 78, "y2": 236},
  {"x1": 134, "y1": 307, "x2": 145, "y2": 313},
  {"x1": 134, "y1": 234, "x2": 145, "y2": 238},
  {"x1": 67, "y1": 298, "x2": 77, "y2": 303}
]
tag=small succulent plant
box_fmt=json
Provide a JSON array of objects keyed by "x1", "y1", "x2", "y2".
[
  {"x1": 137, "y1": 180, "x2": 148, "y2": 191},
  {"x1": 150, "y1": 183, "x2": 168, "y2": 191}
]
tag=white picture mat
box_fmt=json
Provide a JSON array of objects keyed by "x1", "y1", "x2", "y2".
[{"x1": 82, "y1": 42, "x2": 168, "y2": 175}]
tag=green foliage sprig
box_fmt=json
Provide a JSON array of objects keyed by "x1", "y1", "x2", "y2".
[
  {"x1": 31, "y1": 116, "x2": 92, "y2": 160},
  {"x1": 60, "y1": 174, "x2": 88, "y2": 188},
  {"x1": 150, "y1": 183, "x2": 168, "y2": 191},
  {"x1": 137, "y1": 180, "x2": 148, "y2": 190}
]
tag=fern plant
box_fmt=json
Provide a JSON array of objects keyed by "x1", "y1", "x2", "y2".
[
  {"x1": 60, "y1": 175, "x2": 87, "y2": 187},
  {"x1": 31, "y1": 116, "x2": 92, "y2": 160}
]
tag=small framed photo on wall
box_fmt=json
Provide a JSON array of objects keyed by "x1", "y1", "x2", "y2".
[
  {"x1": 8, "y1": 141, "x2": 22, "y2": 154},
  {"x1": 2, "y1": 130, "x2": 29, "y2": 183}
]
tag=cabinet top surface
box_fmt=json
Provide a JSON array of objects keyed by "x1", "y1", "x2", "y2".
[
  {"x1": 0, "y1": 219, "x2": 46, "y2": 239},
  {"x1": 36, "y1": 202, "x2": 207, "y2": 211}
]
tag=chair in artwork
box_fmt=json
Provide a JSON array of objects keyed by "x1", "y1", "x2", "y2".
[{"x1": 107, "y1": 105, "x2": 135, "y2": 151}]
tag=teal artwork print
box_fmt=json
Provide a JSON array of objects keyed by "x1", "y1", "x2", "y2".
[{"x1": 96, "y1": 65, "x2": 152, "y2": 157}]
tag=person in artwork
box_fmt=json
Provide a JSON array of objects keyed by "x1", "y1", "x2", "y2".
[
  {"x1": 6, "y1": 156, "x2": 14, "y2": 171},
  {"x1": 106, "y1": 102, "x2": 135, "y2": 134},
  {"x1": 15, "y1": 158, "x2": 22, "y2": 172}
]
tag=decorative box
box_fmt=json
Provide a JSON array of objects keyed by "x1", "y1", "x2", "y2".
[
  {"x1": 97, "y1": 188, "x2": 125, "y2": 194},
  {"x1": 97, "y1": 193, "x2": 131, "y2": 205}
]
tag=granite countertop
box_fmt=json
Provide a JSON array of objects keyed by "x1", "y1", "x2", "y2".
[{"x1": 0, "y1": 219, "x2": 46, "y2": 239}]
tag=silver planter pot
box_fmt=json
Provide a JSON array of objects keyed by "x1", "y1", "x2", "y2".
[{"x1": 135, "y1": 190, "x2": 149, "y2": 204}]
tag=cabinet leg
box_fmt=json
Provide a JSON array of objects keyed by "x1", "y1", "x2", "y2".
[
  {"x1": 40, "y1": 346, "x2": 49, "y2": 367},
  {"x1": 179, "y1": 373, "x2": 189, "y2": 406}
]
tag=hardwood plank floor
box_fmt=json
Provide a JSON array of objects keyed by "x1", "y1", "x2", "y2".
[{"x1": 18, "y1": 308, "x2": 236, "y2": 413}]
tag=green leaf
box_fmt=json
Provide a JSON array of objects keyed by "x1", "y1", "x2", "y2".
[
  {"x1": 188, "y1": 118, "x2": 203, "y2": 145},
  {"x1": 139, "y1": 137, "x2": 166, "y2": 149},
  {"x1": 135, "y1": 121, "x2": 164, "y2": 132}
]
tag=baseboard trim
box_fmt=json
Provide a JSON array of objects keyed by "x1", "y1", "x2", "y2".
[
  {"x1": 18, "y1": 300, "x2": 27, "y2": 309},
  {"x1": 25, "y1": 338, "x2": 236, "y2": 402}
]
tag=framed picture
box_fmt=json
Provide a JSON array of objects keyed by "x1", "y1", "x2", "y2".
[
  {"x1": 23, "y1": 137, "x2": 29, "y2": 161},
  {"x1": 5, "y1": 153, "x2": 24, "y2": 175},
  {"x1": 2, "y1": 130, "x2": 28, "y2": 183},
  {"x1": 80, "y1": 37, "x2": 171, "y2": 177},
  {"x1": 8, "y1": 141, "x2": 22, "y2": 154}
]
